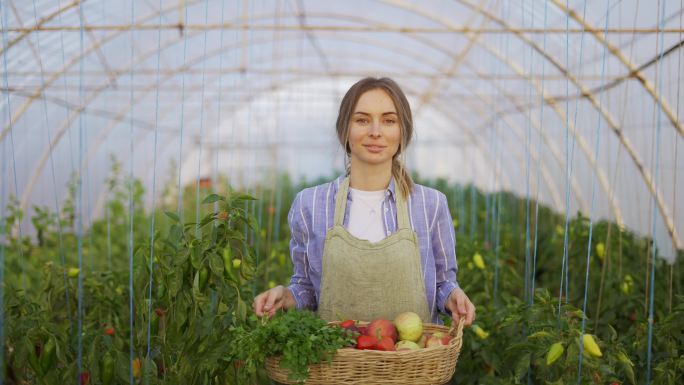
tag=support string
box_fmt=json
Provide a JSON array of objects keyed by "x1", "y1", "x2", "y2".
[
  {"x1": 577, "y1": 0, "x2": 611, "y2": 381},
  {"x1": 195, "y1": 0, "x2": 211, "y2": 238},
  {"x1": 145, "y1": 0, "x2": 164, "y2": 365},
  {"x1": 177, "y1": 3, "x2": 189, "y2": 224},
  {"x1": 558, "y1": 0, "x2": 587, "y2": 322},
  {"x1": 531, "y1": 0, "x2": 550, "y2": 302},
  {"x1": 0, "y1": 3, "x2": 11, "y2": 382},
  {"x1": 76, "y1": 3, "x2": 86, "y2": 382},
  {"x1": 128, "y1": 1, "x2": 136, "y2": 383},
  {"x1": 646, "y1": 0, "x2": 667, "y2": 382},
  {"x1": 31, "y1": 0, "x2": 72, "y2": 328}
]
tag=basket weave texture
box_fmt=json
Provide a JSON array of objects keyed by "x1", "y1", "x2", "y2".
[{"x1": 265, "y1": 319, "x2": 465, "y2": 385}]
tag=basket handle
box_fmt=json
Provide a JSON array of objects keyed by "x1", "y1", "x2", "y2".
[{"x1": 448, "y1": 317, "x2": 466, "y2": 339}]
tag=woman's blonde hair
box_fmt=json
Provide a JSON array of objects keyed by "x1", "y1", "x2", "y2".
[{"x1": 335, "y1": 77, "x2": 414, "y2": 200}]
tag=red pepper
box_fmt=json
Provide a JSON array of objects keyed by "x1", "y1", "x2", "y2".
[{"x1": 340, "y1": 320, "x2": 355, "y2": 329}]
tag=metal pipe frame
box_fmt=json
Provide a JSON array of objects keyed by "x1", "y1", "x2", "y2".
[
  {"x1": 9, "y1": 3, "x2": 622, "y2": 235},
  {"x1": 453, "y1": 0, "x2": 680, "y2": 248},
  {"x1": 1, "y1": 0, "x2": 680, "y2": 247}
]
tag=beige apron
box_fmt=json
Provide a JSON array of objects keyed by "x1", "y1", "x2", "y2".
[{"x1": 318, "y1": 177, "x2": 431, "y2": 323}]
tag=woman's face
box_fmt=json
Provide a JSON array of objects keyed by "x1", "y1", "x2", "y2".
[{"x1": 348, "y1": 88, "x2": 401, "y2": 169}]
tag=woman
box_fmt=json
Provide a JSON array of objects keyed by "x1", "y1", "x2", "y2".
[{"x1": 253, "y1": 77, "x2": 475, "y2": 326}]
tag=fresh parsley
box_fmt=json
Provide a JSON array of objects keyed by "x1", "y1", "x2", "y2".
[{"x1": 227, "y1": 310, "x2": 355, "y2": 382}]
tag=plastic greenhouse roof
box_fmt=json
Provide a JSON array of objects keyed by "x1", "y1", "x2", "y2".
[{"x1": 1, "y1": 0, "x2": 683, "y2": 260}]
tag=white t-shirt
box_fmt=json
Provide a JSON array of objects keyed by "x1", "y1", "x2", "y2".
[{"x1": 347, "y1": 187, "x2": 386, "y2": 243}]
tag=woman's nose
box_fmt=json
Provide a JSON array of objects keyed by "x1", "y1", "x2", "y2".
[{"x1": 368, "y1": 120, "x2": 381, "y2": 137}]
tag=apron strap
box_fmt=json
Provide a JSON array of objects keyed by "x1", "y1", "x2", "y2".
[
  {"x1": 395, "y1": 190, "x2": 411, "y2": 230},
  {"x1": 333, "y1": 177, "x2": 350, "y2": 227}
]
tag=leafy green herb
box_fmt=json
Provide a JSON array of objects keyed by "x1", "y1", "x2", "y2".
[{"x1": 227, "y1": 310, "x2": 355, "y2": 382}]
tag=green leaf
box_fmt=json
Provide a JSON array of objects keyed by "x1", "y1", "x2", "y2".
[
  {"x1": 190, "y1": 244, "x2": 202, "y2": 269},
  {"x1": 514, "y1": 352, "x2": 531, "y2": 383},
  {"x1": 528, "y1": 331, "x2": 553, "y2": 340},
  {"x1": 202, "y1": 194, "x2": 223, "y2": 204},
  {"x1": 193, "y1": 270, "x2": 201, "y2": 297},
  {"x1": 199, "y1": 213, "x2": 215, "y2": 228},
  {"x1": 142, "y1": 357, "x2": 158, "y2": 384},
  {"x1": 173, "y1": 249, "x2": 189, "y2": 266},
  {"x1": 236, "y1": 298, "x2": 247, "y2": 323},
  {"x1": 168, "y1": 267, "x2": 183, "y2": 297},
  {"x1": 209, "y1": 252, "x2": 224, "y2": 275},
  {"x1": 164, "y1": 211, "x2": 180, "y2": 222},
  {"x1": 617, "y1": 352, "x2": 636, "y2": 385},
  {"x1": 230, "y1": 193, "x2": 257, "y2": 203}
]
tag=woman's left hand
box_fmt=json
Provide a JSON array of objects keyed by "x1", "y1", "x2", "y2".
[{"x1": 445, "y1": 287, "x2": 475, "y2": 327}]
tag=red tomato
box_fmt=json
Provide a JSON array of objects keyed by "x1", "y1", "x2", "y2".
[
  {"x1": 80, "y1": 371, "x2": 90, "y2": 385},
  {"x1": 104, "y1": 328, "x2": 115, "y2": 336},
  {"x1": 374, "y1": 336, "x2": 396, "y2": 351},
  {"x1": 355, "y1": 335, "x2": 376, "y2": 350}
]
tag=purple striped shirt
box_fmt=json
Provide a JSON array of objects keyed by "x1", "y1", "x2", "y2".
[{"x1": 287, "y1": 174, "x2": 460, "y2": 324}]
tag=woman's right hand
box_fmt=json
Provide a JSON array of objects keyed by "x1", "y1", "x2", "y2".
[{"x1": 252, "y1": 285, "x2": 296, "y2": 318}]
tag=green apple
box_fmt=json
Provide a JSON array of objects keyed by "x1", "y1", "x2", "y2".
[
  {"x1": 395, "y1": 340, "x2": 421, "y2": 351},
  {"x1": 394, "y1": 312, "x2": 423, "y2": 342}
]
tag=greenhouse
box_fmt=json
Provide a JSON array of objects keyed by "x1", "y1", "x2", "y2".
[{"x1": 1, "y1": 0, "x2": 682, "y2": 384}]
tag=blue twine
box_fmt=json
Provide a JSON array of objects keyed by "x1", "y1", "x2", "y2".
[
  {"x1": 577, "y1": 0, "x2": 611, "y2": 381},
  {"x1": 177, "y1": 4, "x2": 189, "y2": 224},
  {"x1": 522, "y1": 0, "x2": 533, "y2": 307},
  {"x1": 128, "y1": 1, "x2": 136, "y2": 383},
  {"x1": 484, "y1": 164, "x2": 491, "y2": 246},
  {"x1": 0, "y1": 150, "x2": 4, "y2": 385},
  {"x1": 76, "y1": 2, "x2": 86, "y2": 382},
  {"x1": 646, "y1": 1, "x2": 667, "y2": 383},
  {"x1": 521, "y1": 3, "x2": 534, "y2": 383},
  {"x1": 195, "y1": 0, "x2": 211, "y2": 238},
  {"x1": 469, "y1": 176, "x2": 476, "y2": 240},
  {"x1": 457, "y1": 180, "x2": 465, "y2": 235},
  {"x1": 31, "y1": 0, "x2": 72, "y2": 327},
  {"x1": 531, "y1": 0, "x2": 550, "y2": 303},
  {"x1": 493, "y1": 0, "x2": 513, "y2": 307},
  {"x1": 245, "y1": 0, "x2": 256, "y2": 296},
  {"x1": 558, "y1": 0, "x2": 587, "y2": 320},
  {"x1": 107, "y1": 200, "x2": 112, "y2": 270},
  {"x1": 491, "y1": 115, "x2": 500, "y2": 306},
  {"x1": 274, "y1": 174, "x2": 283, "y2": 245},
  {"x1": 0, "y1": 2, "x2": 10, "y2": 382},
  {"x1": 0, "y1": 13, "x2": 27, "y2": 292},
  {"x1": 85, "y1": 119, "x2": 93, "y2": 273},
  {"x1": 493, "y1": 178, "x2": 502, "y2": 307},
  {"x1": 55, "y1": 0, "x2": 74, "y2": 174},
  {"x1": 145, "y1": 0, "x2": 164, "y2": 366},
  {"x1": 214, "y1": 0, "x2": 228, "y2": 214}
]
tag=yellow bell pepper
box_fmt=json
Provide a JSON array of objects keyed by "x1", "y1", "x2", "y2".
[
  {"x1": 546, "y1": 342, "x2": 564, "y2": 365},
  {"x1": 472, "y1": 324, "x2": 489, "y2": 340},
  {"x1": 473, "y1": 252, "x2": 486, "y2": 270},
  {"x1": 582, "y1": 334, "x2": 602, "y2": 357}
]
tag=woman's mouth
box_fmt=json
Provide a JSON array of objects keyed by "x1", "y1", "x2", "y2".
[{"x1": 364, "y1": 145, "x2": 385, "y2": 153}]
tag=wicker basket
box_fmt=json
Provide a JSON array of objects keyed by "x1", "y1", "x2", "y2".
[{"x1": 265, "y1": 319, "x2": 465, "y2": 385}]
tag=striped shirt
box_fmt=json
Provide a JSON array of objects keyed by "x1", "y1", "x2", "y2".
[{"x1": 287, "y1": 174, "x2": 460, "y2": 324}]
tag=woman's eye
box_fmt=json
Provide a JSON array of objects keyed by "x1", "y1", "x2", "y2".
[
  {"x1": 385, "y1": 119, "x2": 396, "y2": 124},
  {"x1": 356, "y1": 118, "x2": 368, "y2": 124}
]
